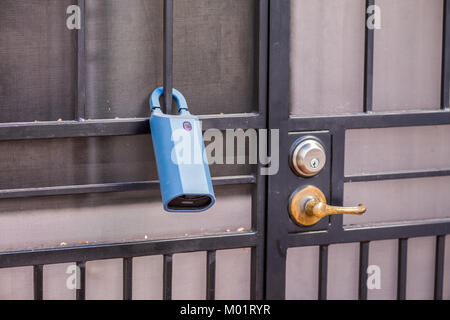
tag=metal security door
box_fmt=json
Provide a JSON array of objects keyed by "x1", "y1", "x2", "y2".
[
  {"x1": 0, "y1": 0, "x2": 268, "y2": 300},
  {"x1": 266, "y1": 0, "x2": 450, "y2": 300}
]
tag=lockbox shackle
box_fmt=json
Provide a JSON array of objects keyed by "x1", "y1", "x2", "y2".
[{"x1": 150, "y1": 87, "x2": 189, "y2": 115}]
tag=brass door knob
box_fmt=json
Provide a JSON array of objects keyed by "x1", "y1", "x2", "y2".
[{"x1": 289, "y1": 186, "x2": 367, "y2": 226}]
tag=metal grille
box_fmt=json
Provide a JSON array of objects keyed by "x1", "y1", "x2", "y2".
[{"x1": 1, "y1": 0, "x2": 449, "y2": 301}]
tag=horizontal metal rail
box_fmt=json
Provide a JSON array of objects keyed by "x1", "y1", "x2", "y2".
[
  {"x1": 289, "y1": 110, "x2": 450, "y2": 131},
  {"x1": 0, "y1": 175, "x2": 256, "y2": 200},
  {"x1": 0, "y1": 232, "x2": 257, "y2": 269},
  {"x1": 344, "y1": 169, "x2": 450, "y2": 183},
  {"x1": 0, "y1": 114, "x2": 264, "y2": 142},
  {"x1": 288, "y1": 219, "x2": 450, "y2": 248}
]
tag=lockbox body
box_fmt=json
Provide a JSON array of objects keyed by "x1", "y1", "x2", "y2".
[{"x1": 149, "y1": 88, "x2": 215, "y2": 213}]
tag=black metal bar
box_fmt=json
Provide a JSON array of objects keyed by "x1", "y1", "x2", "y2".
[
  {"x1": 33, "y1": 265, "x2": 43, "y2": 300},
  {"x1": 328, "y1": 128, "x2": 346, "y2": 234},
  {"x1": 0, "y1": 175, "x2": 256, "y2": 200},
  {"x1": 364, "y1": 0, "x2": 375, "y2": 113},
  {"x1": 0, "y1": 233, "x2": 257, "y2": 269},
  {"x1": 318, "y1": 245, "x2": 328, "y2": 300},
  {"x1": 289, "y1": 110, "x2": 450, "y2": 131},
  {"x1": 250, "y1": 6, "x2": 269, "y2": 301},
  {"x1": 434, "y1": 235, "x2": 446, "y2": 300},
  {"x1": 265, "y1": 0, "x2": 290, "y2": 300},
  {"x1": 359, "y1": 242, "x2": 370, "y2": 300},
  {"x1": 0, "y1": 115, "x2": 265, "y2": 141},
  {"x1": 397, "y1": 239, "x2": 408, "y2": 300},
  {"x1": 257, "y1": 0, "x2": 269, "y2": 117},
  {"x1": 206, "y1": 251, "x2": 216, "y2": 300},
  {"x1": 288, "y1": 220, "x2": 450, "y2": 248},
  {"x1": 0, "y1": 95, "x2": 446, "y2": 143},
  {"x1": 76, "y1": 261, "x2": 86, "y2": 300},
  {"x1": 163, "y1": 254, "x2": 173, "y2": 300},
  {"x1": 442, "y1": 0, "x2": 450, "y2": 109},
  {"x1": 345, "y1": 169, "x2": 450, "y2": 183},
  {"x1": 163, "y1": 0, "x2": 173, "y2": 114},
  {"x1": 250, "y1": 169, "x2": 266, "y2": 300},
  {"x1": 76, "y1": 0, "x2": 86, "y2": 120},
  {"x1": 123, "y1": 258, "x2": 133, "y2": 300}
]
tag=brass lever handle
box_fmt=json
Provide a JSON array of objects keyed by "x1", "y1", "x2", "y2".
[
  {"x1": 306, "y1": 201, "x2": 366, "y2": 219},
  {"x1": 290, "y1": 186, "x2": 367, "y2": 226}
]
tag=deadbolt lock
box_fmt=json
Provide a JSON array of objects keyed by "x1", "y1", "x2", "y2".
[
  {"x1": 291, "y1": 138, "x2": 326, "y2": 177},
  {"x1": 289, "y1": 186, "x2": 367, "y2": 226}
]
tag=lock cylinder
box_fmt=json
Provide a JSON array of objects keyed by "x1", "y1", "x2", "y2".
[
  {"x1": 291, "y1": 137, "x2": 326, "y2": 177},
  {"x1": 149, "y1": 87, "x2": 215, "y2": 213}
]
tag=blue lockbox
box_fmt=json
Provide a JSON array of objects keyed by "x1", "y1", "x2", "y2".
[{"x1": 149, "y1": 87, "x2": 215, "y2": 213}]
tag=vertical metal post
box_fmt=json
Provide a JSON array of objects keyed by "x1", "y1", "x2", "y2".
[
  {"x1": 33, "y1": 265, "x2": 44, "y2": 300},
  {"x1": 364, "y1": 0, "x2": 375, "y2": 113},
  {"x1": 250, "y1": 0, "x2": 269, "y2": 300},
  {"x1": 123, "y1": 258, "x2": 133, "y2": 300},
  {"x1": 163, "y1": 254, "x2": 173, "y2": 300},
  {"x1": 76, "y1": 0, "x2": 86, "y2": 120},
  {"x1": 164, "y1": 0, "x2": 174, "y2": 114},
  {"x1": 206, "y1": 251, "x2": 216, "y2": 300},
  {"x1": 257, "y1": 0, "x2": 269, "y2": 117},
  {"x1": 251, "y1": 166, "x2": 266, "y2": 300},
  {"x1": 328, "y1": 127, "x2": 346, "y2": 234},
  {"x1": 434, "y1": 235, "x2": 446, "y2": 300},
  {"x1": 397, "y1": 238, "x2": 408, "y2": 300},
  {"x1": 358, "y1": 241, "x2": 370, "y2": 300},
  {"x1": 318, "y1": 245, "x2": 329, "y2": 300},
  {"x1": 76, "y1": 261, "x2": 86, "y2": 300},
  {"x1": 442, "y1": 0, "x2": 450, "y2": 109},
  {"x1": 265, "y1": 0, "x2": 291, "y2": 300}
]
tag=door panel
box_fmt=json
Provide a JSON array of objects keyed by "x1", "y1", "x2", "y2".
[
  {"x1": 290, "y1": 0, "x2": 365, "y2": 116},
  {"x1": 266, "y1": 0, "x2": 450, "y2": 300},
  {"x1": 85, "y1": 259, "x2": 123, "y2": 300},
  {"x1": 373, "y1": 0, "x2": 443, "y2": 111},
  {"x1": 0, "y1": 0, "x2": 266, "y2": 300},
  {"x1": 0, "y1": 267, "x2": 33, "y2": 300},
  {"x1": 327, "y1": 243, "x2": 359, "y2": 300},
  {"x1": 345, "y1": 126, "x2": 450, "y2": 176},
  {"x1": 43, "y1": 263, "x2": 77, "y2": 300},
  {"x1": 367, "y1": 240, "x2": 397, "y2": 300},
  {"x1": 0, "y1": 0, "x2": 76, "y2": 123},
  {"x1": 85, "y1": 0, "x2": 257, "y2": 119},
  {"x1": 132, "y1": 256, "x2": 164, "y2": 300},
  {"x1": 406, "y1": 237, "x2": 435, "y2": 300},
  {"x1": 0, "y1": 186, "x2": 252, "y2": 252},
  {"x1": 172, "y1": 252, "x2": 207, "y2": 300},
  {"x1": 344, "y1": 177, "x2": 450, "y2": 224},
  {"x1": 0, "y1": 135, "x2": 254, "y2": 190},
  {"x1": 1, "y1": 0, "x2": 449, "y2": 301},
  {"x1": 285, "y1": 246, "x2": 319, "y2": 300},
  {"x1": 215, "y1": 249, "x2": 252, "y2": 300}
]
